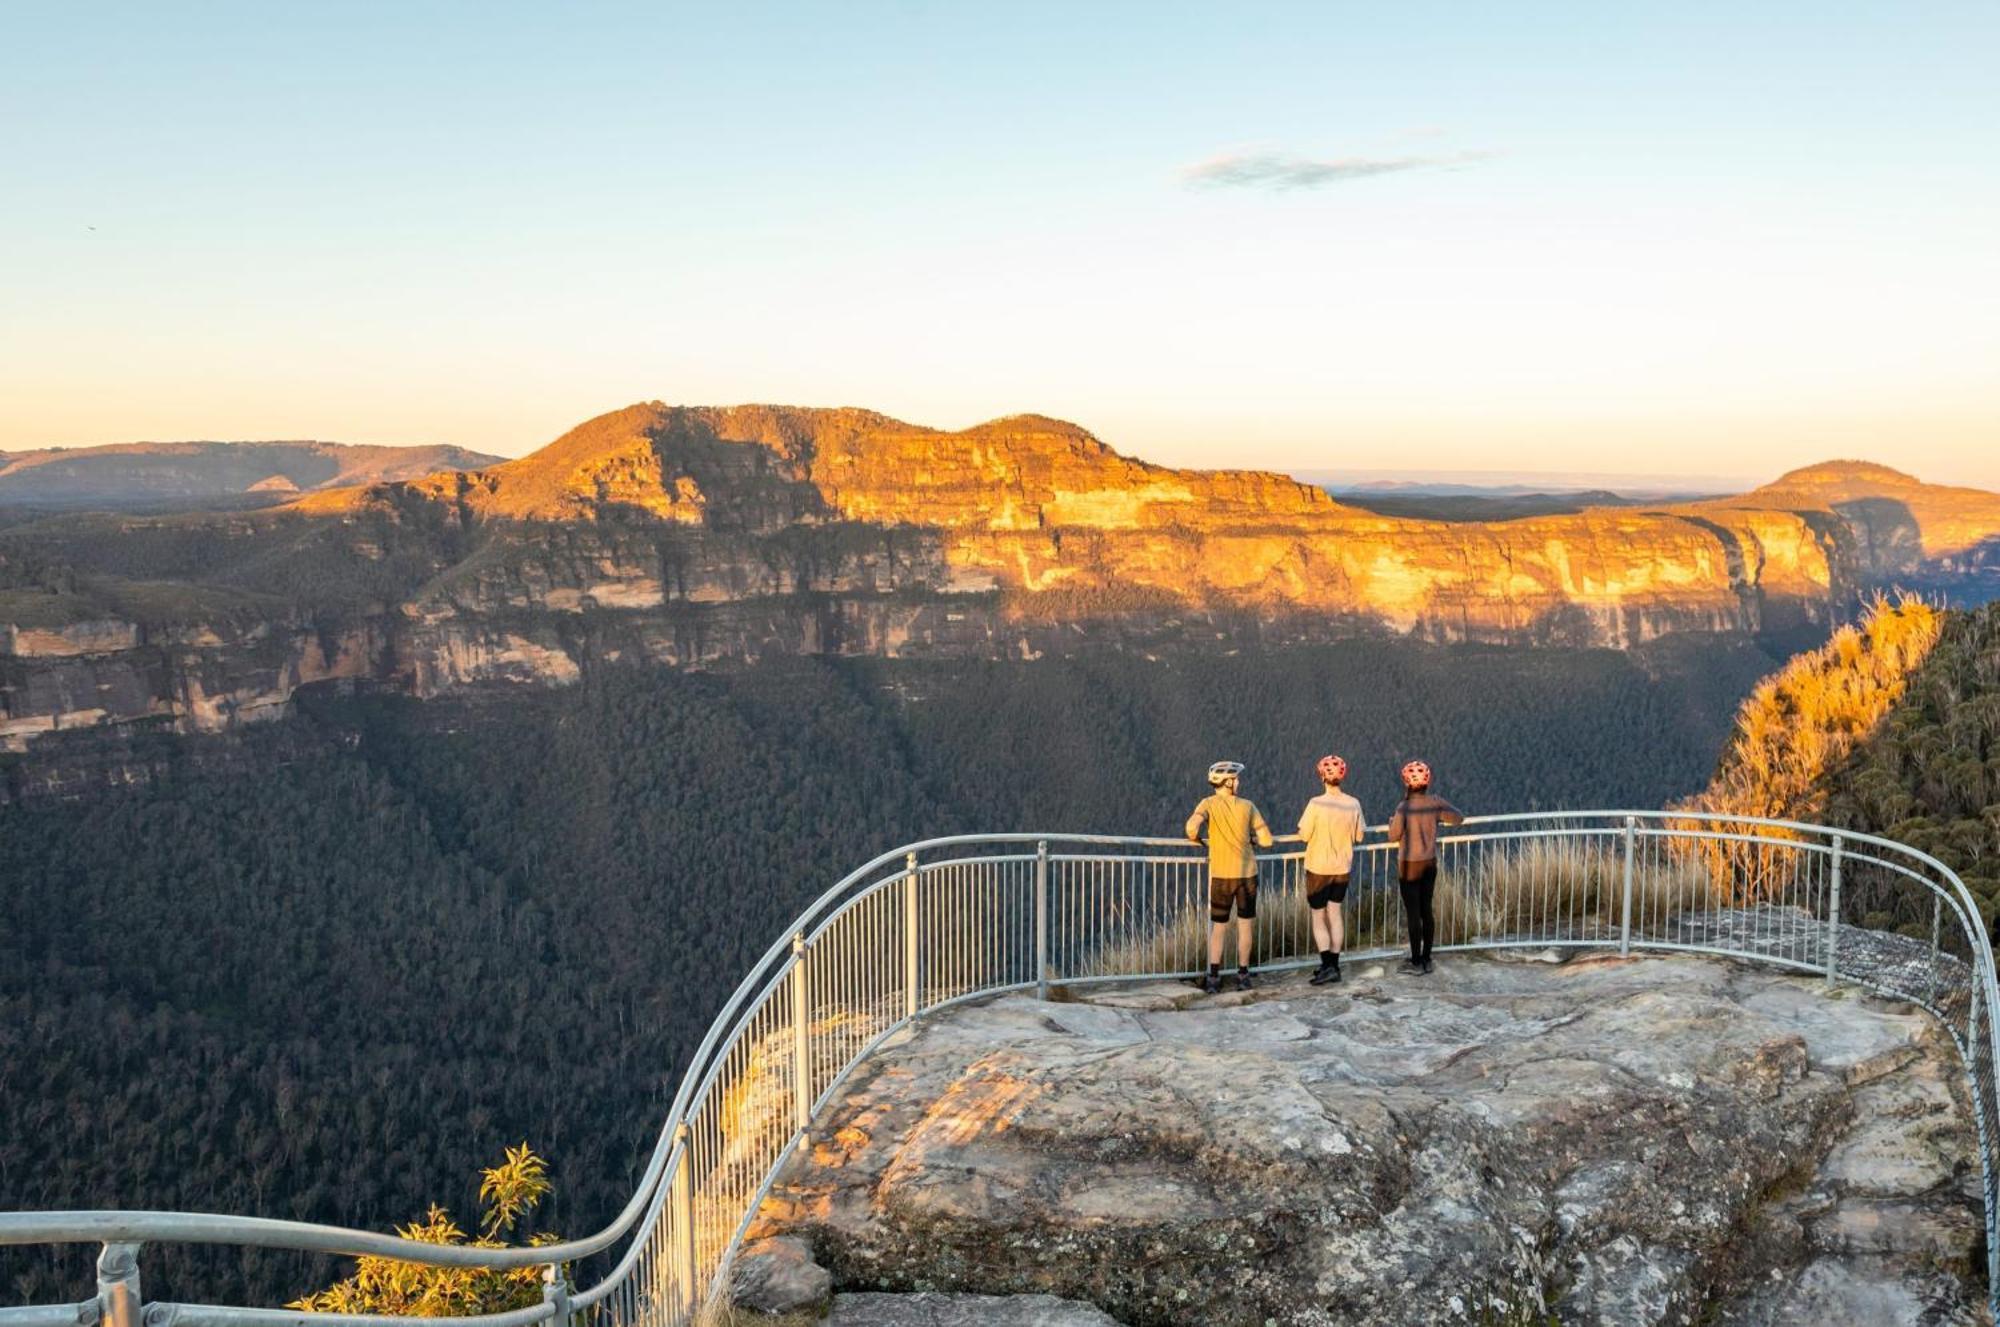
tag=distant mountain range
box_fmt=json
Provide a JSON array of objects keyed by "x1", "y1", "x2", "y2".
[
  {"x1": 1325, "y1": 489, "x2": 1688, "y2": 522},
  {"x1": 0, "y1": 440, "x2": 504, "y2": 511},
  {"x1": 1299, "y1": 470, "x2": 1746, "y2": 499},
  {"x1": 2, "y1": 402, "x2": 1997, "y2": 753}
]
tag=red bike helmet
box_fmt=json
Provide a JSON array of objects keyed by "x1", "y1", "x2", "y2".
[
  {"x1": 1401, "y1": 759, "x2": 1432, "y2": 789},
  {"x1": 1316, "y1": 754, "x2": 1347, "y2": 783}
]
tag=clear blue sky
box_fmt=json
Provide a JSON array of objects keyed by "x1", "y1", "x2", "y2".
[{"x1": 3, "y1": 1, "x2": 1996, "y2": 485}]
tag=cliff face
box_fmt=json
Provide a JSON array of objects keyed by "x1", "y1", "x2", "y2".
[
  {"x1": 0, "y1": 617, "x2": 381, "y2": 751},
  {"x1": 4, "y1": 402, "x2": 1995, "y2": 750},
  {"x1": 1731, "y1": 460, "x2": 2000, "y2": 586},
  {"x1": 309, "y1": 402, "x2": 1864, "y2": 645}
]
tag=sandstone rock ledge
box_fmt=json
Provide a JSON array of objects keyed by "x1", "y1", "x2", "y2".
[{"x1": 740, "y1": 953, "x2": 1989, "y2": 1326}]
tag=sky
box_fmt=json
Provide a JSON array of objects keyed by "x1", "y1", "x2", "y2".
[{"x1": 3, "y1": 1, "x2": 1997, "y2": 487}]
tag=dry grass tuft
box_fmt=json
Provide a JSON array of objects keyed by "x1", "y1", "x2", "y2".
[{"x1": 1457, "y1": 839, "x2": 1711, "y2": 940}]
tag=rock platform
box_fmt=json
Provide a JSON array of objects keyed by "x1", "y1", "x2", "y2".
[{"x1": 736, "y1": 951, "x2": 1987, "y2": 1326}]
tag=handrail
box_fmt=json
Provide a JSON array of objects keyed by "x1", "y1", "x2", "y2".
[{"x1": 4, "y1": 812, "x2": 1996, "y2": 1325}]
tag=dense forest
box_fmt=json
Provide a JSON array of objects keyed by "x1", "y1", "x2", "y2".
[
  {"x1": 1818, "y1": 602, "x2": 2000, "y2": 920},
  {"x1": 1689, "y1": 598, "x2": 2000, "y2": 931},
  {"x1": 0, "y1": 635, "x2": 1781, "y2": 1306}
]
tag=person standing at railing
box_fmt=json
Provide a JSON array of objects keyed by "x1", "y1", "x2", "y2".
[
  {"x1": 1299, "y1": 754, "x2": 1368, "y2": 986},
  {"x1": 1186, "y1": 759, "x2": 1274, "y2": 995},
  {"x1": 1388, "y1": 760, "x2": 1464, "y2": 976}
]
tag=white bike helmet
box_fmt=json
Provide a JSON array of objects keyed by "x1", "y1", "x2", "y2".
[{"x1": 1207, "y1": 760, "x2": 1245, "y2": 788}]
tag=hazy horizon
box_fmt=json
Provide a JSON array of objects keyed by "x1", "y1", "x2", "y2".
[
  {"x1": 3, "y1": 419, "x2": 1952, "y2": 501},
  {"x1": 4, "y1": 2, "x2": 1996, "y2": 486}
]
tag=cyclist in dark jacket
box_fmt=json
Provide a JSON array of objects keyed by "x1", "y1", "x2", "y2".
[{"x1": 1387, "y1": 760, "x2": 1464, "y2": 976}]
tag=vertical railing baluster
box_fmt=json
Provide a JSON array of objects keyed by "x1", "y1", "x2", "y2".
[
  {"x1": 1972, "y1": 986, "x2": 1984, "y2": 1090},
  {"x1": 903, "y1": 852, "x2": 920, "y2": 1018},
  {"x1": 1035, "y1": 840, "x2": 1050, "y2": 999},
  {"x1": 791, "y1": 932, "x2": 811, "y2": 1136},
  {"x1": 1825, "y1": 834, "x2": 1844, "y2": 985},
  {"x1": 1928, "y1": 894, "x2": 1943, "y2": 1009},
  {"x1": 1618, "y1": 816, "x2": 1636, "y2": 956},
  {"x1": 670, "y1": 1130, "x2": 694, "y2": 1322},
  {"x1": 543, "y1": 1262, "x2": 573, "y2": 1327},
  {"x1": 96, "y1": 1243, "x2": 142, "y2": 1327}
]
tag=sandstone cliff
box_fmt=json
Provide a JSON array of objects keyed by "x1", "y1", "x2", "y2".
[
  {"x1": 1727, "y1": 460, "x2": 2000, "y2": 586},
  {"x1": 4, "y1": 402, "x2": 1996, "y2": 751},
  {"x1": 311, "y1": 402, "x2": 1878, "y2": 645}
]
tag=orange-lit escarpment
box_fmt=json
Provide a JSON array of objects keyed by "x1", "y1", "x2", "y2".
[
  {"x1": 5, "y1": 402, "x2": 1998, "y2": 750},
  {"x1": 303, "y1": 403, "x2": 1924, "y2": 645}
]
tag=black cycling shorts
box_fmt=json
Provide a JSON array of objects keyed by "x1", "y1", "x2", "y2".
[
  {"x1": 1209, "y1": 876, "x2": 1258, "y2": 922},
  {"x1": 1305, "y1": 871, "x2": 1350, "y2": 908}
]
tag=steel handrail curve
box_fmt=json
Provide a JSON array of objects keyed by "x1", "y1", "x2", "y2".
[{"x1": 4, "y1": 813, "x2": 1996, "y2": 1325}]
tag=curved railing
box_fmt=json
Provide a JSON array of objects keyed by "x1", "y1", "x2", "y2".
[{"x1": 4, "y1": 811, "x2": 1997, "y2": 1323}]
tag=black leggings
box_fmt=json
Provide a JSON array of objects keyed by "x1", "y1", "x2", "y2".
[{"x1": 1400, "y1": 862, "x2": 1438, "y2": 961}]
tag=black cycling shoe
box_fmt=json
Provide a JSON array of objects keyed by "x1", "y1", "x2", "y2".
[
  {"x1": 1328, "y1": 961, "x2": 1344, "y2": 984},
  {"x1": 1420, "y1": 957, "x2": 1435, "y2": 975},
  {"x1": 1202, "y1": 972, "x2": 1222, "y2": 995},
  {"x1": 1309, "y1": 961, "x2": 1336, "y2": 986},
  {"x1": 1236, "y1": 969, "x2": 1256, "y2": 991},
  {"x1": 1396, "y1": 958, "x2": 1422, "y2": 975}
]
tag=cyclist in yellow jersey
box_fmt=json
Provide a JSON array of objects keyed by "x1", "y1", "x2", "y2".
[{"x1": 1185, "y1": 760, "x2": 1274, "y2": 994}]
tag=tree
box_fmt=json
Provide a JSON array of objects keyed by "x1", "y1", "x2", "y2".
[{"x1": 290, "y1": 1145, "x2": 560, "y2": 1317}]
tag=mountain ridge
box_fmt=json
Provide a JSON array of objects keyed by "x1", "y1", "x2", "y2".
[
  {"x1": 3, "y1": 400, "x2": 1997, "y2": 753},
  {"x1": 295, "y1": 401, "x2": 1338, "y2": 527},
  {"x1": 1727, "y1": 459, "x2": 2000, "y2": 575},
  {"x1": 299, "y1": 405, "x2": 1998, "y2": 545},
  {"x1": 289, "y1": 401, "x2": 1993, "y2": 639}
]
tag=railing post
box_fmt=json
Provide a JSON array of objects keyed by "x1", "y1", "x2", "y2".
[
  {"x1": 96, "y1": 1243, "x2": 142, "y2": 1327},
  {"x1": 790, "y1": 932, "x2": 812, "y2": 1138},
  {"x1": 903, "y1": 852, "x2": 920, "y2": 1018},
  {"x1": 671, "y1": 1124, "x2": 696, "y2": 1320},
  {"x1": 541, "y1": 1262, "x2": 572, "y2": 1327},
  {"x1": 1825, "y1": 834, "x2": 1844, "y2": 985},
  {"x1": 1970, "y1": 986, "x2": 1983, "y2": 1082},
  {"x1": 1618, "y1": 816, "x2": 1637, "y2": 956},
  {"x1": 1986, "y1": 989, "x2": 2000, "y2": 1326},
  {"x1": 1927, "y1": 894, "x2": 1943, "y2": 1008},
  {"x1": 1035, "y1": 840, "x2": 1050, "y2": 1000}
]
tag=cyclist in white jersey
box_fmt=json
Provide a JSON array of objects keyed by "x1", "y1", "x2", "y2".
[{"x1": 1297, "y1": 754, "x2": 1367, "y2": 985}]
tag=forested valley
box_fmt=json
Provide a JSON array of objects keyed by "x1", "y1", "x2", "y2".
[{"x1": 0, "y1": 635, "x2": 1783, "y2": 1306}]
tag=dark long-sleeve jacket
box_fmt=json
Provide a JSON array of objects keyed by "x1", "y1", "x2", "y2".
[{"x1": 1387, "y1": 792, "x2": 1465, "y2": 865}]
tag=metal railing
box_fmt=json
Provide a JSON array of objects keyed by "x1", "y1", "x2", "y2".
[{"x1": 4, "y1": 811, "x2": 1997, "y2": 1321}]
